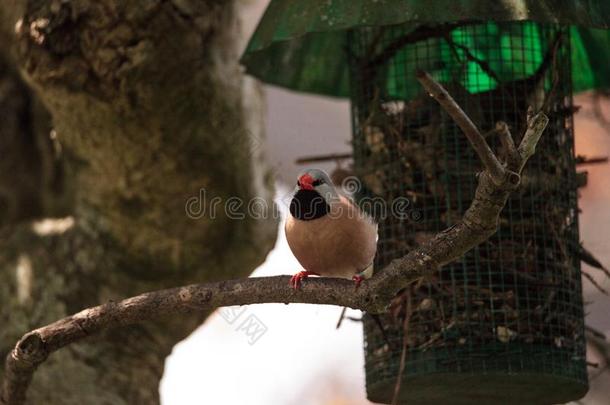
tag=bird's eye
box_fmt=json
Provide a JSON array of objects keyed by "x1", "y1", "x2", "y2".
[
  {"x1": 296, "y1": 181, "x2": 301, "y2": 187},
  {"x1": 312, "y1": 179, "x2": 322, "y2": 186}
]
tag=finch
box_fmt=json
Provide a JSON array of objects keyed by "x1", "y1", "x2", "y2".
[{"x1": 285, "y1": 169, "x2": 378, "y2": 289}]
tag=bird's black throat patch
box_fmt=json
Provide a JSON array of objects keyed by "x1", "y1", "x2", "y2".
[{"x1": 290, "y1": 190, "x2": 329, "y2": 221}]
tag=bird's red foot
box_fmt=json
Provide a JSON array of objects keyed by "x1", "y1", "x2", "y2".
[
  {"x1": 290, "y1": 271, "x2": 319, "y2": 289},
  {"x1": 352, "y1": 274, "x2": 365, "y2": 290}
]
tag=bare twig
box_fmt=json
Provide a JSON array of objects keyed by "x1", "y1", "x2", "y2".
[
  {"x1": 443, "y1": 35, "x2": 502, "y2": 84},
  {"x1": 392, "y1": 291, "x2": 412, "y2": 405},
  {"x1": 579, "y1": 243, "x2": 610, "y2": 279},
  {"x1": 582, "y1": 271, "x2": 609, "y2": 295},
  {"x1": 296, "y1": 153, "x2": 353, "y2": 165},
  {"x1": 576, "y1": 155, "x2": 609, "y2": 166},
  {"x1": 336, "y1": 307, "x2": 348, "y2": 329},
  {"x1": 370, "y1": 314, "x2": 393, "y2": 349},
  {"x1": 416, "y1": 70, "x2": 508, "y2": 185},
  {"x1": 517, "y1": 107, "x2": 551, "y2": 172},
  {"x1": 585, "y1": 326, "x2": 610, "y2": 381},
  {"x1": 366, "y1": 22, "x2": 478, "y2": 69},
  {"x1": 0, "y1": 73, "x2": 549, "y2": 405},
  {"x1": 496, "y1": 121, "x2": 520, "y2": 169},
  {"x1": 586, "y1": 325, "x2": 607, "y2": 340},
  {"x1": 577, "y1": 171, "x2": 589, "y2": 188}
]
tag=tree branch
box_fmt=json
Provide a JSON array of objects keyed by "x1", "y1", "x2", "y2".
[
  {"x1": 416, "y1": 70, "x2": 508, "y2": 185},
  {"x1": 0, "y1": 74, "x2": 549, "y2": 405},
  {"x1": 518, "y1": 107, "x2": 551, "y2": 171},
  {"x1": 496, "y1": 121, "x2": 521, "y2": 170}
]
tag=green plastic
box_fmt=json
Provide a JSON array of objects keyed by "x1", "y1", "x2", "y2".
[{"x1": 241, "y1": 0, "x2": 610, "y2": 97}]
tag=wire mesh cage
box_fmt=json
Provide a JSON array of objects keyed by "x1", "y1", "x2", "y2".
[{"x1": 348, "y1": 21, "x2": 588, "y2": 404}]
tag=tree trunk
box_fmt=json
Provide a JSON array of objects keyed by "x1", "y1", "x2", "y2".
[{"x1": 0, "y1": 1, "x2": 277, "y2": 404}]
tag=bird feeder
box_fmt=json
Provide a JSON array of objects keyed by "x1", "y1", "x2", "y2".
[{"x1": 242, "y1": 2, "x2": 610, "y2": 404}]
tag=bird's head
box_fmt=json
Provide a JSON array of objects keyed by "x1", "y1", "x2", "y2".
[{"x1": 290, "y1": 169, "x2": 339, "y2": 220}]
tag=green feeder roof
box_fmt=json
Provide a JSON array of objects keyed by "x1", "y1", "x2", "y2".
[{"x1": 241, "y1": 0, "x2": 610, "y2": 97}]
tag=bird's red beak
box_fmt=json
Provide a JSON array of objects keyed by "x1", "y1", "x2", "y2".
[{"x1": 298, "y1": 174, "x2": 314, "y2": 190}]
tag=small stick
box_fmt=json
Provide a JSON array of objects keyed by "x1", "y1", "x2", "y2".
[
  {"x1": 443, "y1": 35, "x2": 502, "y2": 84},
  {"x1": 517, "y1": 107, "x2": 550, "y2": 171},
  {"x1": 370, "y1": 314, "x2": 393, "y2": 350},
  {"x1": 576, "y1": 155, "x2": 609, "y2": 166},
  {"x1": 416, "y1": 70, "x2": 506, "y2": 185},
  {"x1": 296, "y1": 153, "x2": 352, "y2": 165},
  {"x1": 579, "y1": 243, "x2": 610, "y2": 279},
  {"x1": 335, "y1": 307, "x2": 348, "y2": 329},
  {"x1": 392, "y1": 291, "x2": 412, "y2": 405},
  {"x1": 495, "y1": 121, "x2": 520, "y2": 170},
  {"x1": 582, "y1": 271, "x2": 609, "y2": 295},
  {"x1": 585, "y1": 325, "x2": 607, "y2": 340}
]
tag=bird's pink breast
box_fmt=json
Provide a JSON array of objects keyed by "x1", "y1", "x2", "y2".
[{"x1": 285, "y1": 195, "x2": 377, "y2": 279}]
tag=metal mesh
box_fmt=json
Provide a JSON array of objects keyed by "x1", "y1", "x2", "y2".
[{"x1": 348, "y1": 21, "x2": 587, "y2": 403}]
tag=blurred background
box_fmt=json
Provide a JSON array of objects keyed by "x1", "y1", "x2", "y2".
[{"x1": 161, "y1": 1, "x2": 610, "y2": 404}]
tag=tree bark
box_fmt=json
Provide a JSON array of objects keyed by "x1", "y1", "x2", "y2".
[
  {"x1": 0, "y1": 50, "x2": 73, "y2": 227},
  {"x1": 0, "y1": 1, "x2": 277, "y2": 404}
]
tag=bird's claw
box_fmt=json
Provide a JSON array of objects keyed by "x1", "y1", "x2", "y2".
[
  {"x1": 352, "y1": 275, "x2": 365, "y2": 290},
  {"x1": 290, "y1": 271, "x2": 319, "y2": 289}
]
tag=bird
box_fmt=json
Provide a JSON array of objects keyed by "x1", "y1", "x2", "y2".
[{"x1": 285, "y1": 168, "x2": 378, "y2": 289}]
